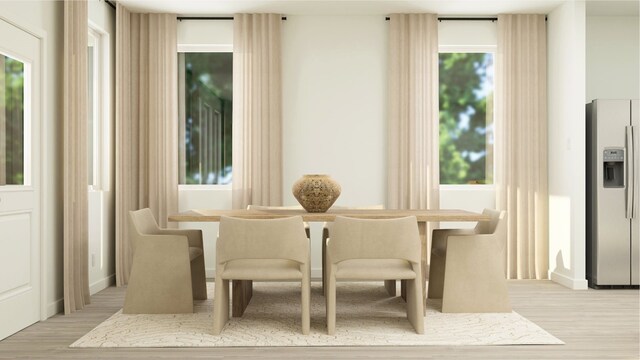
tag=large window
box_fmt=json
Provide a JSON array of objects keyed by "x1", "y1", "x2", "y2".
[
  {"x1": 439, "y1": 52, "x2": 494, "y2": 185},
  {"x1": 178, "y1": 52, "x2": 232, "y2": 185},
  {"x1": 87, "y1": 26, "x2": 108, "y2": 190}
]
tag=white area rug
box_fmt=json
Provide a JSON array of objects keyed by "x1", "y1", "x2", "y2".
[{"x1": 71, "y1": 282, "x2": 563, "y2": 347}]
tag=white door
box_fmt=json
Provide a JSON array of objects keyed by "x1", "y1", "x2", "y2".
[{"x1": 0, "y1": 18, "x2": 41, "y2": 340}]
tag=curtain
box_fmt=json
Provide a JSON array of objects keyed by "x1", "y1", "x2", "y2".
[
  {"x1": 115, "y1": 4, "x2": 179, "y2": 286},
  {"x1": 63, "y1": 0, "x2": 90, "y2": 313},
  {"x1": 387, "y1": 14, "x2": 440, "y2": 278},
  {"x1": 232, "y1": 14, "x2": 283, "y2": 209},
  {"x1": 387, "y1": 14, "x2": 439, "y2": 211},
  {"x1": 496, "y1": 14, "x2": 548, "y2": 280}
]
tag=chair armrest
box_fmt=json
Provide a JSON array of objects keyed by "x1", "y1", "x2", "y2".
[
  {"x1": 155, "y1": 229, "x2": 203, "y2": 249},
  {"x1": 431, "y1": 229, "x2": 476, "y2": 253}
]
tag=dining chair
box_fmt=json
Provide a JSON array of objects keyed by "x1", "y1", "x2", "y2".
[
  {"x1": 246, "y1": 204, "x2": 311, "y2": 238},
  {"x1": 123, "y1": 208, "x2": 207, "y2": 314},
  {"x1": 321, "y1": 205, "x2": 385, "y2": 295},
  {"x1": 427, "y1": 209, "x2": 511, "y2": 313},
  {"x1": 325, "y1": 216, "x2": 424, "y2": 335},
  {"x1": 213, "y1": 216, "x2": 311, "y2": 335}
]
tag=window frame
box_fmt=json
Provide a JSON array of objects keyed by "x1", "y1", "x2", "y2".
[
  {"x1": 177, "y1": 44, "x2": 233, "y2": 190},
  {"x1": 87, "y1": 23, "x2": 110, "y2": 191},
  {"x1": 438, "y1": 45, "x2": 497, "y2": 189}
]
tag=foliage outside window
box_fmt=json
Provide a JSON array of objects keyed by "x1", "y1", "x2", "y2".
[
  {"x1": 0, "y1": 54, "x2": 24, "y2": 185},
  {"x1": 178, "y1": 52, "x2": 232, "y2": 185},
  {"x1": 439, "y1": 52, "x2": 494, "y2": 185}
]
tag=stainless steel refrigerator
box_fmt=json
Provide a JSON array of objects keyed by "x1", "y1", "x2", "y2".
[{"x1": 586, "y1": 99, "x2": 639, "y2": 288}]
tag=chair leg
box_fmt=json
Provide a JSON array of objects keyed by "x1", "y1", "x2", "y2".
[
  {"x1": 326, "y1": 274, "x2": 337, "y2": 335},
  {"x1": 301, "y1": 276, "x2": 310, "y2": 335},
  {"x1": 191, "y1": 255, "x2": 207, "y2": 300},
  {"x1": 406, "y1": 278, "x2": 424, "y2": 334},
  {"x1": 427, "y1": 250, "x2": 446, "y2": 299},
  {"x1": 213, "y1": 277, "x2": 230, "y2": 335}
]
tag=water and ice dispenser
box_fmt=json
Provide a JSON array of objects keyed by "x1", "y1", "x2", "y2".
[{"x1": 603, "y1": 148, "x2": 625, "y2": 188}]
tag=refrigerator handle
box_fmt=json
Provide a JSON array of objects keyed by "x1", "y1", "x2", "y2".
[{"x1": 627, "y1": 125, "x2": 635, "y2": 219}]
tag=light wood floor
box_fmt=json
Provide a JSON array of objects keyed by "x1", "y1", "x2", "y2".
[{"x1": 0, "y1": 281, "x2": 638, "y2": 359}]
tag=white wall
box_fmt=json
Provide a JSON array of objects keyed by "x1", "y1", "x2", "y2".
[
  {"x1": 87, "y1": 0, "x2": 116, "y2": 296},
  {"x1": 0, "y1": 0, "x2": 64, "y2": 317},
  {"x1": 281, "y1": 15, "x2": 387, "y2": 276},
  {"x1": 586, "y1": 16, "x2": 639, "y2": 101},
  {"x1": 547, "y1": 0, "x2": 588, "y2": 289}
]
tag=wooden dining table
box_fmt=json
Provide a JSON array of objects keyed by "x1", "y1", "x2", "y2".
[{"x1": 169, "y1": 208, "x2": 490, "y2": 317}]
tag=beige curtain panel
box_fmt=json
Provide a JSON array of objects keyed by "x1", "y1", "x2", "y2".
[
  {"x1": 387, "y1": 13, "x2": 440, "y2": 211},
  {"x1": 495, "y1": 14, "x2": 549, "y2": 280},
  {"x1": 232, "y1": 14, "x2": 283, "y2": 209},
  {"x1": 387, "y1": 14, "x2": 440, "y2": 278},
  {"x1": 63, "y1": 0, "x2": 90, "y2": 314},
  {"x1": 115, "y1": 4, "x2": 179, "y2": 286}
]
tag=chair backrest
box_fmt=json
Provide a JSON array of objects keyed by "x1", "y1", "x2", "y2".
[
  {"x1": 217, "y1": 216, "x2": 309, "y2": 264},
  {"x1": 129, "y1": 208, "x2": 160, "y2": 236},
  {"x1": 474, "y1": 209, "x2": 506, "y2": 235},
  {"x1": 327, "y1": 216, "x2": 421, "y2": 264}
]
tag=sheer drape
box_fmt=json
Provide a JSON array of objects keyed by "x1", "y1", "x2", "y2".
[
  {"x1": 63, "y1": 0, "x2": 90, "y2": 314},
  {"x1": 232, "y1": 14, "x2": 283, "y2": 209},
  {"x1": 387, "y1": 13, "x2": 440, "y2": 211},
  {"x1": 387, "y1": 14, "x2": 440, "y2": 277},
  {"x1": 115, "y1": 4, "x2": 179, "y2": 286},
  {"x1": 496, "y1": 14, "x2": 549, "y2": 279}
]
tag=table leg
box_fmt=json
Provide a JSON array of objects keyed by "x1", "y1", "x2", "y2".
[
  {"x1": 232, "y1": 280, "x2": 253, "y2": 317},
  {"x1": 419, "y1": 221, "x2": 427, "y2": 313},
  {"x1": 384, "y1": 280, "x2": 396, "y2": 297}
]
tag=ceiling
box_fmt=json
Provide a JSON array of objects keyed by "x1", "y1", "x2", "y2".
[
  {"x1": 118, "y1": 0, "x2": 640, "y2": 17},
  {"x1": 117, "y1": 0, "x2": 570, "y2": 16}
]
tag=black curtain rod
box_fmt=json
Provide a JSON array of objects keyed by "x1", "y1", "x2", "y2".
[
  {"x1": 385, "y1": 16, "x2": 547, "y2": 21},
  {"x1": 105, "y1": 0, "x2": 116, "y2": 10},
  {"x1": 385, "y1": 16, "x2": 497, "y2": 21},
  {"x1": 177, "y1": 16, "x2": 287, "y2": 21}
]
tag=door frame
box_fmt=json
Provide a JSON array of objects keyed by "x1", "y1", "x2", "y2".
[{"x1": 0, "y1": 14, "x2": 48, "y2": 321}]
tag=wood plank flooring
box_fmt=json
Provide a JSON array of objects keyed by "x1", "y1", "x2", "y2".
[{"x1": 0, "y1": 281, "x2": 638, "y2": 359}]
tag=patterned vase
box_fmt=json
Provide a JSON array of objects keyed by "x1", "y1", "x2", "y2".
[{"x1": 292, "y1": 174, "x2": 341, "y2": 213}]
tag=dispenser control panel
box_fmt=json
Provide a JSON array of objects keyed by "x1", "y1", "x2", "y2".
[{"x1": 603, "y1": 149, "x2": 624, "y2": 162}]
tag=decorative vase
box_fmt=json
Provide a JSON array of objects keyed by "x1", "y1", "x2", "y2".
[{"x1": 292, "y1": 174, "x2": 341, "y2": 213}]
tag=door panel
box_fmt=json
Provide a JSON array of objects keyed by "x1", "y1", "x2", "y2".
[
  {"x1": 0, "y1": 213, "x2": 31, "y2": 296},
  {"x1": 0, "y1": 18, "x2": 41, "y2": 340}
]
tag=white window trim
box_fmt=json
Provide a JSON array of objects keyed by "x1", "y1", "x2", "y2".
[
  {"x1": 88, "y1": 21, "x2": 111, "y2": 191},
  {"x1": 177, "y1": 44, "x2": 233, "y2": 190},
  {"x1": 438, "y1": 45, "x2": 497, "y2": 189}
]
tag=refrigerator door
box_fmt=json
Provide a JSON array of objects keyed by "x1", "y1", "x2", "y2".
[
  {"x1": 632, "y1": 100, "x2": 639, "y2": 285},
  {"x1": 594, "y1": 100, "x2": 631, "y2": 285}
]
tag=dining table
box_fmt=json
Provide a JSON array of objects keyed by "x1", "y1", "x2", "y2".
[{"x1": 169, "y1": 208, "x2": 491, "y2": 317}]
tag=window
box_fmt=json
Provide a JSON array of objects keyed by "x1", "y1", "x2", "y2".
[
  {"x1": 439, "y1": 51, "x2": 494, "y2": 185},
  {"x1": 0, "y1": 52, "x2": 25, "y2": 185},
  {"x1": 178, "y1": 52, "x2": 232, "y2": 185}
]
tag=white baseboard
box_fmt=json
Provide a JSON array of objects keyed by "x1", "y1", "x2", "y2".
[
  {"x1": 550, "y1": 270, "x2": 588, "y2": 290},
  {"x1": 90, "y1": 274, "x2": 116, "y2": 295},
  {"x1": 46, "y1": 298, "x2": 64, "y2": 318},
  {"x1": 206, "y1": 268, "x2": 324, "y2": 281}
]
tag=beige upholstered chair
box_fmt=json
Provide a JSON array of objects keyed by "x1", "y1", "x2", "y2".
[
  {"x1": 246, "y1": 204, "x2": 311, "y2": 238},
  {"x1": 321, "y1": 205, "x2": 385, "y2": 294},
  {"x1": 325, "y1": 216, "x2": 424, "y2": 335},
  {"x1": 427, "y1": 209, "x2": 511, "y2": 313},
  {"x1": 213, "y1": 216, "x2": 311, "y2": 335},
  {"x1": 123, "y1": 208, "x2": 207, "y2": 314}
]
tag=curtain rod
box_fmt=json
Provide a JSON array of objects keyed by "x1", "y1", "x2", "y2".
[
  {"x1": 177, "y1": 16, "x2": 287, "y2": 21},
  {"x1": 384, "y1": 16, "x2": 547, "y2": 21},
  {"x1": 385, "y1": 17, "x2": 497, "y2": 21},
  {"x1": 105, "y1": 0, "x2": 116, "y2": 10}
]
